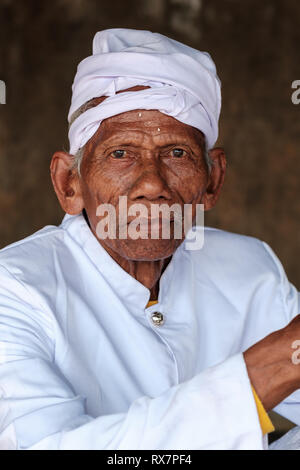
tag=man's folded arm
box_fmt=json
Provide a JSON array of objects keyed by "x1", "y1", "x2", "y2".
[
  {"x1": 0, "y1": 353, "x2": 264, "y2": 450},
  {"x1": 0, "y1": 266, "x2": 264, "y2": 450}
]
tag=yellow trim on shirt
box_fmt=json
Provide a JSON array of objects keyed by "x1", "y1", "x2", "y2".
[
  {"x1": 251, "y1": 386, "x2": 275, "y2": 435},
  {"x1": 146, "y1": 300, "x2": 159, "y2": 307},
  {"x1": 146, "y1": 300, "x2": 274, "y2": 435}
]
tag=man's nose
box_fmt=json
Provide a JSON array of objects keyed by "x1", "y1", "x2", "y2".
[{"x1": 128, "y1": 164, "x2": 172, "y2": 202}]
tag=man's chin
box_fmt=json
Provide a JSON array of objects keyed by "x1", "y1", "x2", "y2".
[{"x1": 103, "y1": 238, "x2": 184, "y2": 262}]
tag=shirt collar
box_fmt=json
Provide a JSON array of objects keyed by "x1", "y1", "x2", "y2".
[{"x1": 61, "y1": 213, "x2": 178, "y2": 315}]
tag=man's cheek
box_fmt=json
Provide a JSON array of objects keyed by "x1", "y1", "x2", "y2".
[
  {"x1": 86, "y1": 175, "x2": 116, "y2": 205},
  {"x1": 174, "y1": 171, "x2": 206, "y2": 198},
  {"x1": 179, "y1": 185, "x2": 205, "y2": 205}
]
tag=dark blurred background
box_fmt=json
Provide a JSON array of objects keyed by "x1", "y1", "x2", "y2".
[{"x1": 0, "y1": 0, "x2": 299, "y2": 440}]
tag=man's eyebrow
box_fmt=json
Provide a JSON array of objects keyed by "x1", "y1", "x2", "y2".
[
  {"x1": 97, "y1": 141, "x2": 141, "y2": 149},
  {"x1": 93, "y1": 134, "x2": 143, "y2": 148}
]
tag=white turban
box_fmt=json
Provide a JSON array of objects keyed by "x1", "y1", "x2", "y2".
[{"x1": 68, "y1": 28, "x2": 221, "y2": 155}]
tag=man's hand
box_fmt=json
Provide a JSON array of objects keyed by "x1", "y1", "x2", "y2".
[{"x1": 244, "y1": 315, "x2": 300, "y2": 411}]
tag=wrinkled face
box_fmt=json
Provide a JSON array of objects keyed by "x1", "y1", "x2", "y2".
[{"x1": 77, "y1": 109, "x2": 215, "y2": 261}]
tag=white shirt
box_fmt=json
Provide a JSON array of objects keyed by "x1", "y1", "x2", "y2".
[{"x1": 0, "y1": 213, "x2": 299, "y2": 450}]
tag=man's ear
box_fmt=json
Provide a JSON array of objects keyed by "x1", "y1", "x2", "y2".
[
  {"x1": 50, "y1": 151, "x2": 84, "y2": 215},
  {"x1": 202, "y1": 147, "x2": 226, "y2": 211}
]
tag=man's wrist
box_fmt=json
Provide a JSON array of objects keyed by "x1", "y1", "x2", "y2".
[{"x1": 244, "y1": 352, "x2": 298, "y2": 411}]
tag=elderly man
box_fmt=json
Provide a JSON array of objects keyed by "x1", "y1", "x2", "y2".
[{"x1": 0, "y1": 28, "x2": 300, "y2": 451}]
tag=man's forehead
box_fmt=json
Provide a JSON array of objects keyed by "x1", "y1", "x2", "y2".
[{"x1": 96, "y1": 109, "x2": 205, "y2": 144}]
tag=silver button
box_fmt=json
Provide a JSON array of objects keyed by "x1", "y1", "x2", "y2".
[{"x1": 151, "y1": 312, "x2": 164, "y2": 326}]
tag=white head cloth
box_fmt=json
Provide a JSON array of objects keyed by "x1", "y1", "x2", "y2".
[{"x1": 68, "y1": 28, "x2": 221, "y2": 155}]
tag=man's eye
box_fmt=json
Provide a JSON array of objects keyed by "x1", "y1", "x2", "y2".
[
  {"x1": 171, "y1": 148, "x2": 186, "y2": 158},
  {"x1": 111, "y1": 150, "x2": 126, "y2": 159}
]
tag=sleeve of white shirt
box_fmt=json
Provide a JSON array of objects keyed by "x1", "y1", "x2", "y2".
[
  {"x1": 0, "y1": 264, "x2": 264, "y2": 450},
  {"x1": 261, "y1": 242, "x2": 300, "y2": 426}
]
